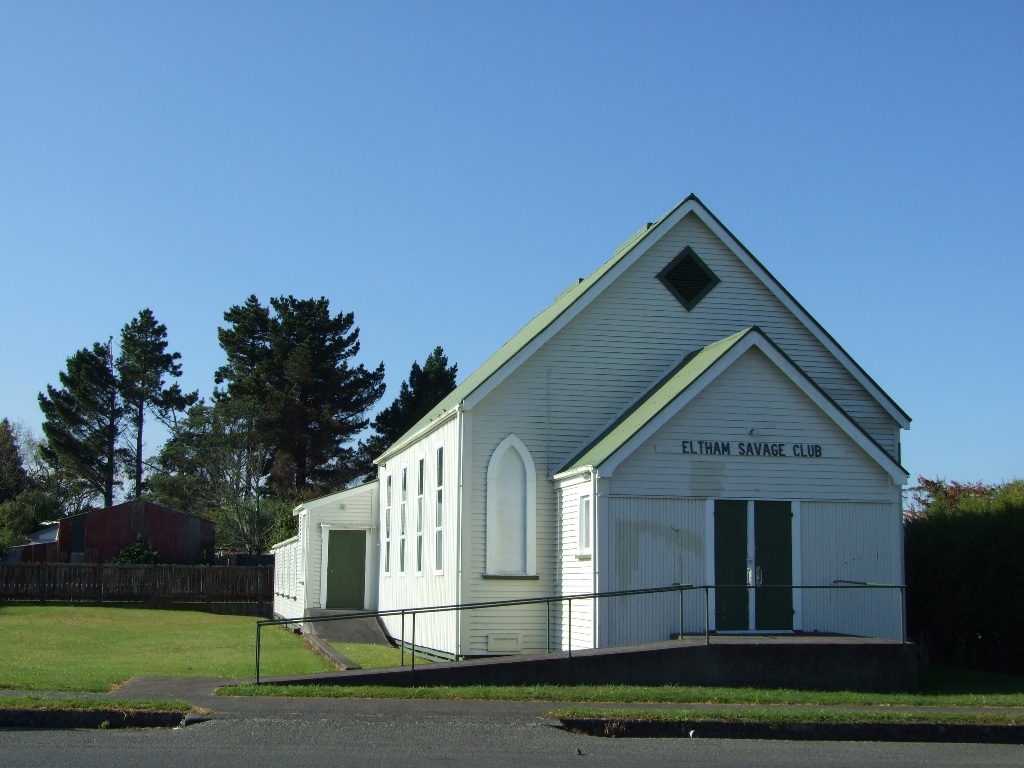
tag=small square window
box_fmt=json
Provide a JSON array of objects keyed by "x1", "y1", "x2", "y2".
[{"x1": 657, "y1": 246, "x2": 720, "y2": 311}]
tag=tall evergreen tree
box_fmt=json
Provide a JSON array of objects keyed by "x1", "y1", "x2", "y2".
[
  {"x1": 117, "y1": 309, "x2": 198, "y2": 498},
  {"x1": 363, "y1": 346, "x2": 458, "y2": 463},
  {"x1": 0, "y1": 418, "x2": 28, "y2": 505},
  {"x1": 215, "y1": 295, "x2": 386, "y2": 498},
  {"x1": 38, "y1": 341, "x2": 124, "y2": 507}
]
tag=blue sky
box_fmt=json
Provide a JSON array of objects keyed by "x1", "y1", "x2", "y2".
[{"x1": 1, "y1": 1, "x2": 1021, "y2": 488}]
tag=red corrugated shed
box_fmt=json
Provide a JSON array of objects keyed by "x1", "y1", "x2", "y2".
[{"x1": 10, "y1": 501, "x2": 214, "y2": 564}]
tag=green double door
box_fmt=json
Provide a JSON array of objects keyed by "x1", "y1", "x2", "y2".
[
  {"x1": 714, "y1": 500, "x2": 793, "y2": 632},
  {"x1": 325, "y1": 530, "x2": 366, "y2": 610}
]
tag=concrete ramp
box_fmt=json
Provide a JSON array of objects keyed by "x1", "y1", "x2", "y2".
[
  {"x1": 262, "y1": 635, "x2": 918, "y2": 693},
  {"x1": 303, "y1": 609, "x2": 393, "y2": 646}
]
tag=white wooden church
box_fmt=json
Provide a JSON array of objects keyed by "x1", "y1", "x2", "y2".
[{"x1": 273, "y1": 195, "x2": 910, "y2": 658}]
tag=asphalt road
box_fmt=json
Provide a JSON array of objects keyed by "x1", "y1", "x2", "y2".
[{"x1": 2, "y1": 714, "x2": 1023, "y2": 768}]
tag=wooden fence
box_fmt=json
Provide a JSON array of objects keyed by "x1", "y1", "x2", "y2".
[{"x1": 0, "y1": 564, "x2": 273, "y2": 608}]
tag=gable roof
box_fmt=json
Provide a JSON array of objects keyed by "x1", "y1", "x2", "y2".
[
  {"x1": 557, "y1": 327, "x2": 908, "y2": 483},
  {"x1": 293, "y1": 479, "x2": 379, "y2": 515},
  {"x1": 377, "y1": 195, "x2": 909, "y2": 462}
]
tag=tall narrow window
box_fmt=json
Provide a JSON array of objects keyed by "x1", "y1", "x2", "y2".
[
  {"x1": 485, "y1": 434, "x2": 537, "y2": 576},
  {"x1": 383, "y1": 475, "x2": 392, "y2": 574},
  {"x1": 415, "y1": 458, "x2": 424, "y2": 574},
  {"x1": 399, "y1": 468, "x2": 407, "y2": 573},
  {"x1": 578, "y1": 495, "x2": 592, "y2": 557},
  {"x1": 434, "y1": 446, "x2": 444, "y2": 572}
]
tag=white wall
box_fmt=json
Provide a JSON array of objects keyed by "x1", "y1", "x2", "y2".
[
  {"x1": 600, "y1": 496, "x2": 708, "y2": 646},
  {"x1": 554, "y1": 474, "x2": 596, "y2": 651},
  {"x1": 377, "y1": 416, "x2": 459, "y2": 656},
  {"x1": 591, "y1": 345, "x2": 903, "y2": 642},
  {"x1": 272, "y1": 534, "x2": 304, "y2": 620},
  {"x1": 800, "y1": 500, "x2": 904, "y2": 640}
]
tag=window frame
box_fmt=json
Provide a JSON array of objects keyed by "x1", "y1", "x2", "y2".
[
  {"x1": 415, "y1": 457, "x2": 424, "y2": 575},
  {"x1": 577, "y1": 493, "x2": 592, "y2": 559},
  {"x1": 383, "y1": 474, "x2": 392, "y2": 575},
  {"x1": 434, "y1": 445, "x2": 444, "y2": 573},
  {"x1": 484, "y1": 434, "x2": 538, "y2": 577},
  {"x1": 399, "y1": 466, "x2": 407, "y2": 573}
]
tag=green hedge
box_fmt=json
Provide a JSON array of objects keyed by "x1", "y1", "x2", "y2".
[{"x1": 905, "y1": 479, "x2": 1024, "y2": 673}]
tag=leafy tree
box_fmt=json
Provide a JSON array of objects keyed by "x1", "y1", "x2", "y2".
[
  {"x1": 117, "y1": 309, "x2": 198, "y2": 499},
  {"x1": 149, "y1": 399, "x2": 273, "y2": 519},
  {"x1": 0, "y1": 488, "x2": 62, "y2": 550},
  {"x1": 150, "y1": 399, "x2": 302, "y2": 553},
  {"x1": 357, "y1": 346, "x2": 458, "y2": 478},
  {"x1": 0, "y1": 422, "x2": 85, "y2": 524},
  {"x1": 0, "y1": 418, "x2": 28, "y2": 504},
  {"x1": 38, "y1": 341, "x2": 124, "y2": 507},
  {"x1": 215, "y1": 295, "x2": 385, "y2": 498},
  {"x1": 216, "y1": 495, "x2": 291, "y2": 554}
]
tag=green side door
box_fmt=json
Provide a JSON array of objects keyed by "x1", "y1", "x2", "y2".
[{"x1": 325, "y1": 530, "x2": 366, "y2": 610}]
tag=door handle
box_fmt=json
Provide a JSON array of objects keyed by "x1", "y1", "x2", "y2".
[
  {"x1": 755, "y1": 566, "x2": 763, "y2": 586},
  {"x1": 746, "y1": 566, "x2": 753, "y2": 587}
]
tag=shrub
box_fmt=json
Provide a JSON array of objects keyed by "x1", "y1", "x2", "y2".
[
  {"x1": 109, "y1": 535, "x2": 160, "y2": 565},
  {"x1": 905, "y1": 478, "x2": 1024, "y2": 673}
]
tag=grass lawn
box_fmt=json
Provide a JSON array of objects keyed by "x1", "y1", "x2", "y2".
[
  {"x1": 0, "y1": 696, "x2": 192, "y2": 713},
  {"x1": 224, "y1": 664, "x2": 1024, "y2": 708},
  {"x1": 329, "y1": 642, "x2": 432, "y2": 669},
  {"x1": 0, "y1": 605, "x2": 333, "y2": 692}
]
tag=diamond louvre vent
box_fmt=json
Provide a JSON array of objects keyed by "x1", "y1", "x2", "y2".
[{"x1": 657, "y1": 246, "x2": 720, "y2": 311}]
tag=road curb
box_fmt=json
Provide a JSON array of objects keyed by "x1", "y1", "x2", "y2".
[
  {"x1": 0, "y1": 708, "x2": 203, "y2": 730},
  {"x1": 557, "y1": 717, "x2": 1024, "y2": 744}
]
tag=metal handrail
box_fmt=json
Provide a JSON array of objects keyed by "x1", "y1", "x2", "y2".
[{"x1": 255, "y1": 581, "x2": 906, "y2": 683}]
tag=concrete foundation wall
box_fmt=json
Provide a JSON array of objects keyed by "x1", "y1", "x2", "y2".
[{"x1": 264, "y1": 638, "x2": 918, "y2": 693}]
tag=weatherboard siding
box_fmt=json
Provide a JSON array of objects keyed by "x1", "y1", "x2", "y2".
[
  {"x1": 461, "y1": 398, "x2": 559, "y2": 655},
  {"x1": 272, "y1": 535, "x2": 304, "y2": 620},
  {"x1": 599, "y1": 496, "x2": 708, "y2": 646},
  {"x1": 377, "y1": 417, "x2": 459, "y2": 655},
  {"x1": 467, "y1": 212, "x2": 898, "y2": 489},
  {"x1": 799, "y1": 500, "x2": 904, "y2": 640},
  {"x1": 306, "y1": 488, "x2": 377, "y2": 612},
  {"x1": 607, "y1": 348, "x2": 900, "y2": 502},
  {"x1": 554, "y1": 477, "x2": 596, "y2": 651},
  {"x1": 541, "y1": 211, "x2": 897, "y2": 464}
]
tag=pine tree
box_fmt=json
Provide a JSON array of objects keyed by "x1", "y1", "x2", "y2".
[
  {"x1": 38, "y1": 341, "x2": 124, "y2": 507},
  {"x1": 215, "y1": 295, "x2": 386, "y2": 498},
  {"x1": 0, "y1": 418, "x2": 28, "y2": 505},
  {"x1": 373, "y1": 346, "x2": 457, "y2": 449},
  {"x1": 117, "y1": 309, "x2": 198, "y2": 498},
  {"x1": 356, "y1": 346, "x2": 458, "y2": 479}
]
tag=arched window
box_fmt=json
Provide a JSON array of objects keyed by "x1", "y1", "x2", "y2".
[{"x1": 486, "y1": 434, "x2": 537, "y2": 576}]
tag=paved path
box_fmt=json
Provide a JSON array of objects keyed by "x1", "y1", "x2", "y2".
[{"x1": 4, "y1": 675, "x2": 1024, "y2": 723}]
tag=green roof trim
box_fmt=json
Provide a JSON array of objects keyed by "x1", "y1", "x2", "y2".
[
  {"x1": 559, "y1": 328, "x2": 754, "y2": 473},
  {"x1": 376, "y1": 198, "x2": 694, "y2": 462}
]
